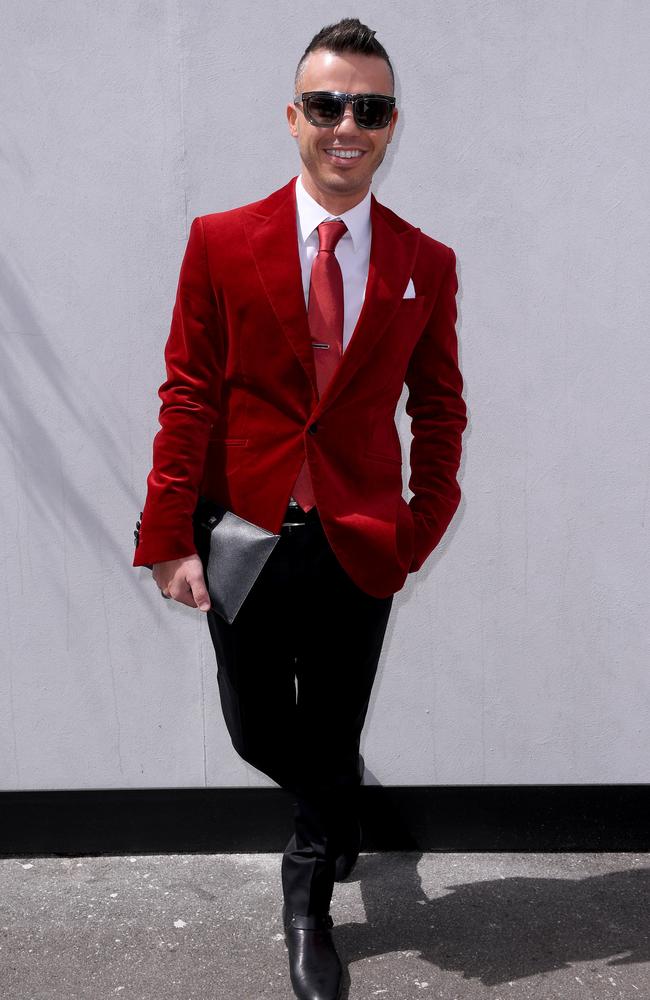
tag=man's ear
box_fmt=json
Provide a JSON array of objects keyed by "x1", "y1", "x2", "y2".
[{"x1": 286, "y1": 103, "x2": 299, "y2": 138}]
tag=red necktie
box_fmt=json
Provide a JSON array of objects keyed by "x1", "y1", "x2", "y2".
[{"x1": 291, "y1": 219, "x2": 347, "y2": 512}]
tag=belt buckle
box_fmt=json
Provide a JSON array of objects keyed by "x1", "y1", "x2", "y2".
[{"x1": 282, "y1": 498, "x2": 306, "y2": 528}]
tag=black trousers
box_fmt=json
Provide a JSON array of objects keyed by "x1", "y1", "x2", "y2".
[{"x1": 205, "y1": 503, "x2": 394, "y2": 915}]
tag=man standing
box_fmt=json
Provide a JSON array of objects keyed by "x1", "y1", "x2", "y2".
[{"x1": 133, "y1": 18, "x2": 467, "y2": 1000}]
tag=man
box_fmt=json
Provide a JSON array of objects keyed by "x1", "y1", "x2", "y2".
[{"x1": 133, "y1": 18, "x2": 467, "y2": 1000}]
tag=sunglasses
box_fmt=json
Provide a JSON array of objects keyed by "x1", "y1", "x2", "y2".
[{"x1": 294, "y1": 91, "x2": 396, "y2": 130}]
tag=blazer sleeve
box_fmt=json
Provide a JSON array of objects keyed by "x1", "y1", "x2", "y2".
[
  {"x1": 132, "y1": 216, "x2": 224, "y2": 568},
  {"x1": 404, "y1": 246, "x2": 467, "y2": 572}
]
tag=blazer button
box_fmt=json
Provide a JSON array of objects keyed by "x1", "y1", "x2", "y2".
[{"x1": 308, "y1": 422, "x2": 318, "y2": 434}]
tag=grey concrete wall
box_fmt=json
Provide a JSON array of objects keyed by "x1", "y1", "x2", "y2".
[{"x1": 1, "y1": 1, "x2": 648, "y2": 790}]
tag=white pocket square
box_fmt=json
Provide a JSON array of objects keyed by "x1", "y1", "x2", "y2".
[{"x1": 403, "y1": 278, "x2": 416, "y2": 299}]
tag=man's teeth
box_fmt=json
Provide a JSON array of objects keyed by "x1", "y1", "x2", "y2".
[{"x1": 326, "y1": 149, "x2": 363, "y2": 158}]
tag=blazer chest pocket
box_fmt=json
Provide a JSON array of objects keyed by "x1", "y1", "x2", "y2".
[
  {"x1": 393, "y1": 295, "x2": 431, "y2": 327},
  {"x1": 397, "y1": 294, "x2": 429, "y2": 310},
  {"x1": 392, "y1": 294, "x2": 431, "y2": 335},
  {"x1": 389, "y1": 295, "x2": 433, "y2": 359}
]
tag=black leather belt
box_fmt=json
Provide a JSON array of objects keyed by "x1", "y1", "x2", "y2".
[{"x1": 281, "y1": 499, "x2": 318, "y2": 528}]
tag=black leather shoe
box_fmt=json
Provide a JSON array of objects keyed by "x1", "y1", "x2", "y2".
[{"x1": 283, "y1": 904, "x2": 342, "y2": 1000}]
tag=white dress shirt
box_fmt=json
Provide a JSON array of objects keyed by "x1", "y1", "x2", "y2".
[{"x1": 295, "y1": 172, "x2": 372, "y2": 352}]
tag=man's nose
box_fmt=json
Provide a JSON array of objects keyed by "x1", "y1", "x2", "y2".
[{"x1": 333, "y1": 105, "x2": 360, "y2": 133}]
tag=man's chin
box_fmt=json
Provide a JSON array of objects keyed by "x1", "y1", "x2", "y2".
[{"x1": 319, "y1": 169, "x2": 369, "y2": 195}]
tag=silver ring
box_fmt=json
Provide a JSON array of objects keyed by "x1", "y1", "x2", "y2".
[{"x1": 161, "y1": 590, "x2": 171, "y2": 599}]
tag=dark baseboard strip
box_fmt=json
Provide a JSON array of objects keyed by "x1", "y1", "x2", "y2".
[{"x1": 1, "y1": 785, "x2": 648, "y2": 857}]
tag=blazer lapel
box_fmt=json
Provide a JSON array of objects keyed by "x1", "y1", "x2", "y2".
[
  {"x1": 243, "y1": 178, "x2": 317, "y2": 395},
  {"x1": 243, "y1": 178, "x2": 421, "y2": 413}
]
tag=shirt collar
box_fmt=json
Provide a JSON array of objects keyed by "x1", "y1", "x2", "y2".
[{"x1": 295, "y1": 173, "x2": 371, "y2": 253}]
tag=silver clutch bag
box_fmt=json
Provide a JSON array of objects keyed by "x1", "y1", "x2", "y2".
[{"x1": 192, "y1": 496, "x2": 281, "y2": 624}]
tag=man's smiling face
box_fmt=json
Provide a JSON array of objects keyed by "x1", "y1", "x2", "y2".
[{"x1": 287, "y1": 48, "x2": 398, "y2": 213}]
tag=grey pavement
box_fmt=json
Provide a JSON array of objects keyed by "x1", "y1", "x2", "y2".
[{"x1": 1, "y1": 852, "x2": 649, "y2": 999}]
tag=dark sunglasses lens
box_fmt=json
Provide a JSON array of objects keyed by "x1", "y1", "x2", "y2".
[
  {"x1": 355, "y1": 97, "x2": 393, "y2": 128},
  {"x1": 305, "y1": 95, "x2": 342, "y2": 125}
]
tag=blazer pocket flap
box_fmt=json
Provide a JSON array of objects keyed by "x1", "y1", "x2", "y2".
[{"x1": 209, "y1": 435, "x2": 249, "y2": 446}]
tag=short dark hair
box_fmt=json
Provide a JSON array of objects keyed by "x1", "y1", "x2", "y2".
[{"x1": 295, "y1": 18, "x2": 395, "y2": 94}]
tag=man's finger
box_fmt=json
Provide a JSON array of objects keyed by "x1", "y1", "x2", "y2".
[{"x1": 187, "y1": 571, "x2": 211, "y2": 612}]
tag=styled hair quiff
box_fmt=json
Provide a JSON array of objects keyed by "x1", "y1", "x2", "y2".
[{"x1": 295, "y1": 17, "x2": 395, "y2": 94}]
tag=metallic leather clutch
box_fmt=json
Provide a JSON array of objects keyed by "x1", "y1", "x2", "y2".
[
  {"x1": 134, "y1": 498, "x2": 281, "y2": 623},
  {"x1": 192, "y1": 495, "x2": 281, "y2": 624}
]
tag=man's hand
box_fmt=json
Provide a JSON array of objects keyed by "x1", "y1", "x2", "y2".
[{"x1": 152, "y1": 555, "x2": 211, "y2": 612}]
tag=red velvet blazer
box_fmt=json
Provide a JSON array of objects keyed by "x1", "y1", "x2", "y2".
[{"x1": 133, "y1": 176, "x2": 467, "y2": 598}]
